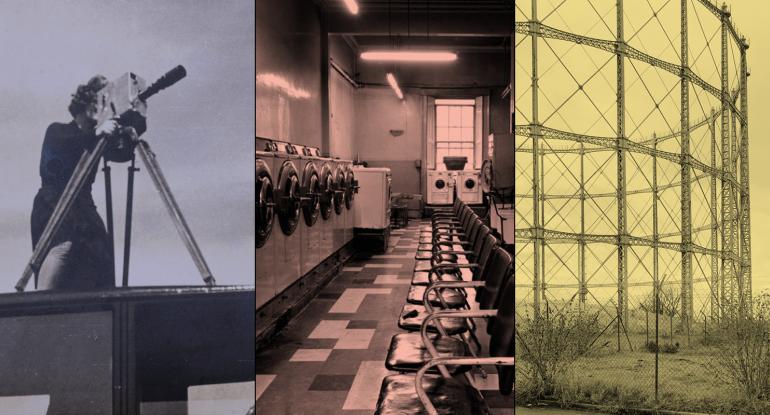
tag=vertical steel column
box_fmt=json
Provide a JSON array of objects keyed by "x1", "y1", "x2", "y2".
[
  {"x1": 531, "y1": 0, "x2": 542, "y2": 317},
  {"x1": 579, "y1": 142, "x2": 586, "y2": 305},
  {"x1": 710, "y1": 109, "x2": 719, "y2": 320},
  {"x1": 739, "y1": 40, "x2": 751, "y2": 312},
  {"x1": 730, "y1": 108, "x2": 740, "y2": 312},
  {"x1": 653, "y1": 135, "x2": 659, "y2": 306},
  {"x1": 653, "y1": 134, "x2": 659, "y2": 392},
  {"x1": 541, "y1": 150, "x2": 547, "y2": 308},
  {"x1": 616, "y1": 0, "x2": 629, "y2": 342},
  {"x1": 680, "y1": 0, "x2": 693, "y2": 323},
  {"x1": 719, "y1": 4, "x2": 734, "y2": 315}
]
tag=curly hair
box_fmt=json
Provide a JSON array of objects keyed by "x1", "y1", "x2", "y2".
[{"x1": 68, "y1": 75, "x2": 108, "y2": 118}]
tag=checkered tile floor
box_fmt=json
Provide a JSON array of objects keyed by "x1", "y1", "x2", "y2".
[{"x1": 255, "y1": 221, "x2": 514, "y2": 414}]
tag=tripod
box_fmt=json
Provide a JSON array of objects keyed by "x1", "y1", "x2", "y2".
[{"x1": 16, "y1": 134, "x2": 216, "y2": 292}]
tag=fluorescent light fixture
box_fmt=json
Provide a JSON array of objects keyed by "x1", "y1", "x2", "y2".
[
  {"x1": 361, "y1": 51, "x2": 457, "y2": 62},
  {"x1": 435, "y1": 99, "x2": 476, "y2": 105},
  {"x1": 342, "y1": 0, "x2": 359, "y2": 14},
  {"x1": 386, "y1": 73, "x2": 403, "y2": 100}
]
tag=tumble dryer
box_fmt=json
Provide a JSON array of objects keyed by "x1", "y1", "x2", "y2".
[
  {"x1": 297, "y1": 146, "x2": 322, "y2": 277},
  {"x1": 457, "y1": 170, "x2": 482, "y2": 204},
  {"x1": 426, "y1": 170, "x2": 455, "y2": 205},
  {"x1": 317, "y1": 158, "x2": 336, "y2": 261},
  {"x1": 330, "y1": 160, "x2": 347, "y2": 252},
  {"x1": 255, "y1": 140, "x2": 276, "y2": 310},
  {"x1": 342, "y1": 162, "x2": 356, "y2": 244},
  {"x1": 271, "y1": 140, "x2": 303, "y2": 296}
]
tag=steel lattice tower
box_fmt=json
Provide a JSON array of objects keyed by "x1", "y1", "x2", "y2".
[{"x1": 514, "y1": 0, "x2": 751, "y2": 340}]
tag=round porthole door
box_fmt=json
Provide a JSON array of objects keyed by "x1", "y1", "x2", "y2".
[
  {"x1": 481, "y1": 159, "x2": 494, "y2": 194},
  {"x1": 301, "y1": 162, "x2": 321, "y2": 226},
  {"x1": 344, "y1": 169, "x2": 355, "y2": 210},
  {"x1": 333, "y1": 167, "x2": 345, "y2": 215},
  {"x1": 255, "y1": 159, "x2": 274, "y2": 248},
  {"x1": 319, "y1": 163, "x2": 334, "y2": 220},
  {"x1": 276, "y1": 160, "x2": 301, "y2": 235}
]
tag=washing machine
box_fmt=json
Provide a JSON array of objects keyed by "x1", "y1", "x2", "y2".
[
  {"x1": 330, "y1": 160, "x2": 347, "y2": 252},
  {"x1": 272, "y1": 140, "x2": 303, "y2": 296},
  {"x1": 457, "y1": 170, "x2": 483, "y2": 204},
  {"x1": 426, "y1": 170, "x2": 455, "y2": 205},
  {"x1": 297, "y1": 146, "x2": 322, "y2": 276},
  {"x1": 317, "y1": 158, "x2": 336, "y2": 261},
  {"x1": 255, "y1": 141, "x2": 276, "y2": 310}
]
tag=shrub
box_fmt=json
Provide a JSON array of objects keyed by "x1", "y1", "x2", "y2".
[
  {"x1": 515, "y1": 300, "x2": 601, "y2": 398},
  {"x1": 660, "y1": 342, "x2": 679, "y2": 354},
  {"x1": 644, "y1": 341, "x2": 658, "y2": 353},
  {"x1": 712, "y1": 293, "x2": 770, "y2": 405},
  {"x1": 643, "y1": 341, "x2": 679, "y2": 353}
]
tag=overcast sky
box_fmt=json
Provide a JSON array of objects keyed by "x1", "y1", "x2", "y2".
[
  {"x1": 0, "y1": 0, "x2": 254, "y2": 291},
  {"x1": 514, "y1": 0, "x2": 770, "y2": 307}
]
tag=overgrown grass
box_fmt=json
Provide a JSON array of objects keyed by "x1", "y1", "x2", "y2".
[{"x1": 515, "y1": 295, "x2": 770, "y2": 414}]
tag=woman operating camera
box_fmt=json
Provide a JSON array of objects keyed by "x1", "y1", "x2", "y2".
[{"x1": 30, "y1": 75, "x2": 122, "y2": 290}]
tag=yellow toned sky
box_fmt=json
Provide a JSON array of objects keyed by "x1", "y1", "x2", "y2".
[
  {"x1": 514, "y1": 0, "x2": 770, "y2": 303},
  {"x1": 732, "y1": 1, "x2": 770, "y2": 293}
]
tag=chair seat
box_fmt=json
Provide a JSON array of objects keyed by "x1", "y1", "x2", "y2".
[
  {"x1": 385, "y1": 333, "x2": 470, "y2": 374},
  {"x1": 375, "y1": 374, "x2": 489, "y2": 415},
  {"x1": 415, "y1": 251, "x2": 459, "y2": 261},
  {"x1": 415, "y1": 258, "x2": 469, "y2": 272},
  {"x1": 411, "y1": 271, "x2": 462, "y2": 286},
  {"x1": 413, "y1": 260, "x2": 437, "y2": 272},
  {"x1": 407, "y1": 285, "x2": 466, "y2": 308},
  {"x1": 398, "y1": 304, "x2": 468, "y2": 335}
]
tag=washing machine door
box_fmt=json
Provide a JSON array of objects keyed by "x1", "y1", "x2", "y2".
[
  {"x1": 344, "y1": 169, "x2": 355, "y2": 210},
  {"x1": 301, "y1": 162, "x2": 321, "y2": 226},
  {"x1": 433, "y1": 177, "x2": 447, "y2": 191},
  {"x1": 319, "y1": 163, "x2": 334, "y2": 220},
  {"x1": 276, "y1": 160, "x2": 301, "y2": 235},
  {"x1": 463, "y1": 176, "x2": 477, "y2": 191},
  {"x1": 333, "y1": 167, "x2": 345, "y2": 215},
  {"x1": 255, "y1": 159, "x2": 274, "y2": 248}
]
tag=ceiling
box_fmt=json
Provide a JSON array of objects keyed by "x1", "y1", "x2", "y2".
[{"x1": 320, "y1": 0, "x2": 513, "y2": 53}]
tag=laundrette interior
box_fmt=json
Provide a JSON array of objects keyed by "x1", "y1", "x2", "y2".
[{"x1": 256, "y1": 1, "x2": 514, "y2": 413}]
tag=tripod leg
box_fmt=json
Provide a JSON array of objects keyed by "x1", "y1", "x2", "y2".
[
  {"x1": 134, "y1": 140, "x2": 216, "y2": 286},
  {"x1": 17, "y1": 137, "x2": 109, "y2": 291},
  {"x1": 103, "y1": 159, "x2": 116, "y2": 283},
  {"x1": 122, "y1": 156, "x2": 138, "y2": 287}
]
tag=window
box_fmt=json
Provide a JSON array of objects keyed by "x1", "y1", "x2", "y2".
[{"x1": 435, "y1": 99, "x2": 475, "y2": 170}]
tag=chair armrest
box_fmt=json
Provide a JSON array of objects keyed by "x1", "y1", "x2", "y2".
[
  {"x1": 434, "y1": 241, "x2": 467, "y2": 247},
  {"x1": 432, "y1": 218, "x2": 461, "y2": 223},
  {"x1": 433, "y1": 250, "x2": 473, "y2": 256},
  {"x1": 428, "y1": 263, "x2": 479, "y2": 282}
]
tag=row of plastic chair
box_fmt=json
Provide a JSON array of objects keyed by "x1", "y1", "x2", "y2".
[{"x1": 374, "y1": 200, "x2": 515, "y2": 414}]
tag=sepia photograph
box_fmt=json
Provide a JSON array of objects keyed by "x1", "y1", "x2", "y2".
[
  {"x1": 515, "y1": 1, "x2": 770, "y2": 415},
  {"x1": 256, "y1": 0, "x2": 514, "y2": 414},
  {"x1": 0, "y1": 1, "x2": 255, "y2": 414}
]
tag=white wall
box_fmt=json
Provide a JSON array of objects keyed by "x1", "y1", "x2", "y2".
[{"x1": 329, "y1": 70, "x2": 356, "y2": 160}]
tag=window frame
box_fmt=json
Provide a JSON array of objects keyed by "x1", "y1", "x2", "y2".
[{"x1": 434, "y1": 98, "x2": 477, "y2": 171}]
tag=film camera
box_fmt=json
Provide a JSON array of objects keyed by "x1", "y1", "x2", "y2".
[{"x1": 95, "y1": 66, "x2": 186, "y2": 162}]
